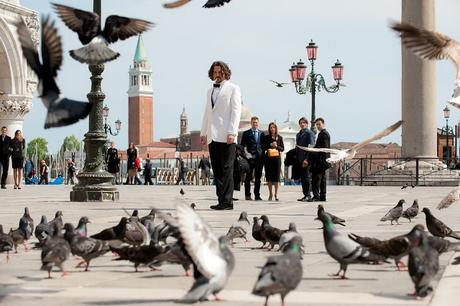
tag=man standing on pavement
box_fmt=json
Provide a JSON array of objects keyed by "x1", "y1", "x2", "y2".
[
  {"x1": 200, "y1": 61, "x2": 242, "y2": 210},
  {"x1": 308, "y1": 118, "x2": 331, "y2": 202},
  {"x1": 295, "y1": 117, "x2": 315, "y2": 202},
  {"x1": 240, "y1": 116, "x2": 264, "y2": 201},
  {"x1": 0, "y1": 126, "x2": 12, "y2": 189}
]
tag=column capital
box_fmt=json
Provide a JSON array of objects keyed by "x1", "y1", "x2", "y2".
[{"x1": 0, "y1": 95, "x2": 33, "y2": 119}]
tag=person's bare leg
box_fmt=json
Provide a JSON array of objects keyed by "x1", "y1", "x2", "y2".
[
  {"x1": 13, "y1": 169, "x2": 17, "y2": 188},
  {"x1": 268, "y1": 182, "x2": 273, "y2": 200},
  {"x1": 274, "y1": 182, "x2": 279, "y2": 201},
  {"x1": 18, "y1": 170, "x2": 23, "y2": 188}
]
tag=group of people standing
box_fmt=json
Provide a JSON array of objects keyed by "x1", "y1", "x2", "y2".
[
  {"x1": 0, "y1": 126, "x2": 26, "y2": 189},
  {"x1": 199, "y1": 60, "x2": 331, "y2": 210}
]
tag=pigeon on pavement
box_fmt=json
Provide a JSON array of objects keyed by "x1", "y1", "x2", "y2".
[
  {"x1": 297, "y1": 120, "x2": 402, "y2": 163},
  {"x1": 391, "y1": 22, "x2": 460, "y2": 105},
  {"x1": 20, "y1": 207, "x2": 34, "y2": 238},
  {"x1": 91, "y1": 217, "x2": 128, "y2": 241},
  {"x1": 225, "y1": 211, "x2": 250, "y2": 243},
  {"x1": 279, "y1": 222, "x2": 304, "y2": 253},
  {"x1": 380, "y1": 200, "x2": 404, "y2": 225},
  {"x1": 252, "y1": 217, "x2": 267, "y2": 248},
  {"x1": 35, "y1": 216, "x2": 53, "y2": 247},
  {"x1": 317, "y1": 208, "x2": 385, "y2": 279},
  {"x1": 140, "y1": 209, "x2": 155, "y2": 226},
  {"x1": 252, "y1": 236, "x2": 303, "y2": 306},
  {"x1": 48, "y1": 211, "x2": 64, "y2": 236},
  {"x1": 40, "y1": 223, "x2": 71, "y2": 278},
  {"x1": 0, "y1": 225, "x2": 14, "y2": 262},
  {"x1": 402, "y1": 200, "x2": 419, "y2": 222},
  {"x1": 422, "y1": 208, "x2": 460, "y2": 240},
  {"x1": 316, "y1": 205, "x2": 345, "y2": 226},
  {"x1": 52, "y1": 3, "x2": 153, "y2": 65},
  {"x1": 75, "y1": 216, "x2": 90, "y2": 237},
  {"x1": 407, "y1": 227, "x2": 439, "y2": 298},
  {"x1": 16, "y1": 16, "x2": 92, "y2": 128},
  {"x1": 260, "y1": 215, "x2": 284, "y2": 250}
]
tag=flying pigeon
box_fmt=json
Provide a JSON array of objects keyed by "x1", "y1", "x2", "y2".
[
  {"x1": 260, "y1": 215, "x2": 284, "y2": 250},
  {"x1": 437, "y1": 185, "x2": 460, "y2": 209},
  {"x1": 252, "y1": 217, "x2": 267, "y2": 248},
  {"x1": 40, "y1": 223, "x2": 71, "y2": 278},
  {"x1": 297, "y1": 120, "x2": 403, "y2": 163},
  {"x1": 163, "y1": 0, "x2": 232, "y2": 9},
  {"x1": 111, "y1": 240, "x2": 164, "y2": 272},
  {"x1": 63, "y1": 223, "x2": 110, "y2": 271},
  {"x1": 0, "y1": 225, "x2": 14, "y2": 262},
  {"x1": 391, "y1": 22, "x2": 460, "y2": 105},
  {"x1": 315, "y1": 204, "x2": 345, "y2": 226},
  {"x1": 380, "y1": 199, "x2": 404, "y2": 225},
  {"x1": 252, "y1": 236, "x2": 303, "y2": 306},
  {"x1": 407, "y1": 227, "x2": 439, "y2": 298},
  {"x1": 270, "y1": 80, "x2": 289, "y2": 88},
  {"x1": 175, "y1": 203, "x2": 235, "y2": 302},
  {"x1": 422, "y1": 208, "x2": 460, "y2": 240},
  {"x1": 317, "y1": 209, "x2": 385, "y2": 279},
  {"x1": 17, "y1": 16, "x2": 92, "y2": 129},
  {"x1": 402, "y1": 200, "x2": 419, "y2": 222},
  {"x1": 52, "y1": 3, "x2": 153, "y2": 65},
  {"x1": 225, "y1": 211, "x2": 250, "y2": 244}
]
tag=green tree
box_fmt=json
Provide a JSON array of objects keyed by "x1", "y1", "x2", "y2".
[
  {"x1": 27, "y1": 137, "x2": 48, "y2": 161},
  {"x1": 62, "y1": 135, "x2": 81, "y2": 152}
]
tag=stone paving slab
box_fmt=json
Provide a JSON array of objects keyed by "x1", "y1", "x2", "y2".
[{"x1": 0, "y1": 185, "x2": 459, "y2": 306}]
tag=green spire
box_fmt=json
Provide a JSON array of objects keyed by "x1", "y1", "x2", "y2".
[{"x1": 134, "y1": 34, "x2": 147, "y2": 62}]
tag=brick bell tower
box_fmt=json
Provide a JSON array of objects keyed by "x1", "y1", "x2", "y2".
[{"x1": 127, "y1": 35, "x2": 153, "y2": 146}]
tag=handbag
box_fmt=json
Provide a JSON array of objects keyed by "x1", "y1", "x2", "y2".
[{"x1": 267, "y1": 148, "x2": 280, "y2": 157}]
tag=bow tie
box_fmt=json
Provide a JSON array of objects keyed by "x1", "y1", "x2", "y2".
[{"x1": 213, "y1": 83, "x2": 220, "y2": 88}]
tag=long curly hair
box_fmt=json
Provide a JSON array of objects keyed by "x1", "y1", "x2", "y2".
[{"x1": 208, "y1": 61, "x2": 232, "y2": 81}]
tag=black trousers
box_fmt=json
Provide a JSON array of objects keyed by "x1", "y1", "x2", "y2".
[
  {"x1": 144, "y1": 176, "x2": 154, "y2": 185},
  {"x1": 0, "y1": 155, "x2": 9, "y2": 186},
  {"x1": 300, "y1": 165, "x2": 311, "y2": 198},
  {"x1": 244, "y1": 158, "x2": 263, "y2": 197},
  {"x1": 209, "y1": 141, "x2": 235, "y2": 206},
  {"x1": 312, "y1": 170, "x2": 327, "y2": 200}
]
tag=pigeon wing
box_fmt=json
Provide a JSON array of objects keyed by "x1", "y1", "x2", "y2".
[
  {"x1": 102, "y1": 16, "x2": 153, "y2": 44},
  {"x1": 16, "y1": 19, "x2": 41, "y2": 78},
  {"x1": 391, "y1": 22, "x2": 460, "y2": 77},
  {"x1": 296, "y1": 145, "x2": 341, "y2": 154},
  {"x1": 175, "y1": 202, "x2": 227, "y2": 280},
  {"x1": 437, "y1": 185, "x2": 460, "y2": 209},
  {"x1": 352, "y1": 120, "x2": 403, "y2": 152},
  {"x1": 41, "y1": 17, "x2": 63, "y2": 78},
  {"x1": 203, "y1": 0, "x2": 232, "y2": 8},
  {"x1": 52, "y1": 3, "x2": 100, "y2": 45},
  {"x1": 163, "y1": 0, "x2": 192, "y2": 8}
]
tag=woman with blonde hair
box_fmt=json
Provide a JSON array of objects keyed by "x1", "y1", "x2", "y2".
[
  {"x1": 262, "y1": 122, "x2": 284, "y2": 201},
  {"x1": 10, "y1": 129, "x2": 26, "y2": 189}
]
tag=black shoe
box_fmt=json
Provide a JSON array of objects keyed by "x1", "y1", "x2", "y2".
[
  {"x1": 1, "y1": 185, "x2": 5, "y2": 189},
  {"x1": 210, "y1": 204, "x2": 233, "y2": 210},
  {"x1": 232, "y1": 198, "x2": 239, "y2": 201},
  {"x1": 245, "y1": 196, "x2": 252, "y2": 201},
  {"x1": 307, "y1": 197, "x2": 320, "y2": 202},
  {"x1": 319, "y1": 198, "x2": 326, "y2": 202},
  {"x1": 297, "y1": 196, "x2": 306, "y2": 201},
  {"x1": 254, "y1": 196, "x2": 263, "y2": 201},
  {"x1": 301, "y1": 196, "x2": 312, "y2": 202}
]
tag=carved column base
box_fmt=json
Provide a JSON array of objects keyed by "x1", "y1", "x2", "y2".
[{"x1": 70, "y1": 171, "x2": 119, "y2": 202}]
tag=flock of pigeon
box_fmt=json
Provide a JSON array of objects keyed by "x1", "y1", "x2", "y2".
[{"x1": 1, "y1": 196, "x2": 460, "y2": 304}]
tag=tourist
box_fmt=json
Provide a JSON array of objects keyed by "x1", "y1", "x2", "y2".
[
  {"x1": 126, "y1": 143, "x2": 137, "y2": 185},
  {"x1": 309, "y1": 118, "x2": 331, "y2": 202},
  {"x1": 143, "y1": 159, "x2": 154, "y2": 185},
  {"x1": 39, "y1": 160, "x2": 49, "y2": 184},
  {"x1": 135, "y1": 156, "x2": 143, "y2": 185},
  {"x1": 296, "y1": 117, "x2": 315, "y2": 202},
  {"x1": 175, "y1": 157, "x2": 187, "y2": 185},
  {"x1": 106, "y1": 142, "x2": 119, "y2": 185},
  {"x1": 66, "y1": 159, "x2": 76, "y2": 185},
  {"x1": 198, "y1": 156, "x2": 211, "y2": 185},
  {"x1": 10, "y1": 129, "x2": 26, "y2": 189},
  {"x1": 240, "y1": 116, "x2": 264, "y2": 201},
  {"x1": 24, "y1": 158, "x2": 34, "y2": 184},
  {"x1": 262, "y1": 122, "x2": 284, "y2": 201},
  {"x1": 200, "y1": 60, "x2": 241, "y2": 210},
  {"x1": 0, "y1": 126, "x2": 12, "y2": 189}
]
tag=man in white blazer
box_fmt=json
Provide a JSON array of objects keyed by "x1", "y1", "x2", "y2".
[{"x1": 200, "y1": 61, "x2": 242, "y2": 210}]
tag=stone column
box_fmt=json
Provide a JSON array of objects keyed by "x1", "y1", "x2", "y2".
[{"x1": 401, "y1": 0, "x2": 438, "y2": 163}]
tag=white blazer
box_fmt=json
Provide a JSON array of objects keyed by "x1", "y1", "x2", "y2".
[{"x1": 200, "y1": 80, "x2": 242, "y2": 144}]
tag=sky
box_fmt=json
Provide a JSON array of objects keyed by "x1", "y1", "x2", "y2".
[{"x1": 18, "y1": 0, "x2": 460, "y2": 152}]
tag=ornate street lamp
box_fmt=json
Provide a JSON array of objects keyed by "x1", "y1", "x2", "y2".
[
  {"x1": 289, "y1": 39, "x2": 344, "y2": 132},
  {"x1": 70, "y1": 0, "x2": 119, "y2": 202},
  {"x1": 102, "y1": 105, "x2": 122, "y2": 136},
  {"x1": 443, "y1": 105, "x2": 451, "y2": 167}
]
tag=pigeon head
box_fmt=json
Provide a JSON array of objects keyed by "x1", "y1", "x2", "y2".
[
  {"x1": 119, "y1": 217, "x2": 128, "y2": 226},
  {"x1": 412, "y1": 200, "x2": 419, "y2": 208},
  {"x1": 24, "y1": 207, "x2": 31, "y2": 216},
  {"x1": 77, "y1": 216, "x2": 90, "y2": 227},
  {"x1": 397, "y1": 199, "x2": 405, "y2": 207},
  {"x1": 55, "y1": 210, "x2": 63, "y2": 218},
  {"x1": 260, "y1": 215, "x2": 269, "y2": 224},
  {"x1": 132, "y1": 209, "x2": 139, "y2": 217},
  {"x1": 288, "y1": 222, "x2": 297, "y2": 232},
  {"x1": 283, "y1": 236, "x2": 303, "y2": 256},
  {"x1": 63, "y1": 223, "x2": 76, "y2": 241},
  {"x1": 40, "y1": 215, "x2": 48, "y2": 224},
  {"x1": 239, "y1": 211, "x2": 248, "y2": 221},
  {"x1": 407, "y1": 224, "x2": 426, "y2": 247},
  {"x1": 422, "y1": 207, "x2": 431, "y2": 215}
]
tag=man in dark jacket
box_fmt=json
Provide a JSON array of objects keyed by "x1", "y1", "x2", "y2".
[
  {"x1": 0, "y1": 126, "x2": 12, "y2": 189},
  {"x1": 308, "y1": 118, "x2": 331, "y2": 202},
  {"x1": 240, "y1": 116, "x2": 264, "y2": 201},
  {"x1": 143, "y1": 159, "x2": 154, "y2": 185},
  {"x1": 295, "y1": 117, "x2": 315, "y2": 202}
]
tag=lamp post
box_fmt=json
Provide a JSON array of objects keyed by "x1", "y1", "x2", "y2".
[
  {"x1": 70, "y1": 0, "x2": 119, "y2": 201},
  {"x1": 289, "y1": 39, "x2": 344, "y2": 132},
  {"x1": 443, "y1": 105, "x2": 451, "y2": 167},
  {"x1": 102, "y1": 105, "x2": 122, "y2": 136}
]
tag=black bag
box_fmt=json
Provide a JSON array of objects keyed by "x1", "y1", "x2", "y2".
[{"x1": 237, "y1": 156, "x2": 250, "y2": 175}]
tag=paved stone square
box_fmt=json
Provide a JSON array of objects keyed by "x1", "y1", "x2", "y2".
[{"x1": 0, "y1": 185, "x2": 459, "y2": 306}]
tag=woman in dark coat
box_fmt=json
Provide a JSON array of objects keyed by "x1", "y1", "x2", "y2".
[
  {"x1": 106, "y1": 142, "x2": 119, "y2": 184},
  {"x1": 262, "y1": 122, "x2": 284, "y2": 201},
  {"x1": 10, "y1": 129, "x2": 26, "y2": 189},
  {"x1": 126, "y1": 143, "x2": 137, "y2": 185}
]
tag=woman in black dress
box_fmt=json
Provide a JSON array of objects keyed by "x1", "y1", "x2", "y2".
[
  {"x1": 106, "y1": 142, "x2": 119, "y2": 184},
  {"x1": 262, "y1": 122, "x2": 284, "y2": 201},
  {"x1": 126, "y1": 143, "x2": 137, "y2": 185},
  {"x1": 10, "y1": 129, "x2": 26, "y2": 189}
]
